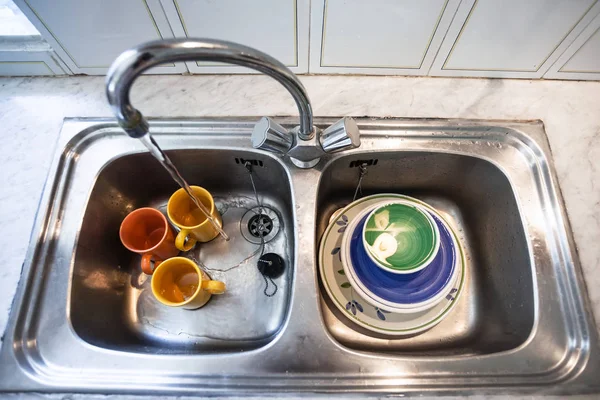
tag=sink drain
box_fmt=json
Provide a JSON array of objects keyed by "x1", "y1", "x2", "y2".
[
  {"x1": 248, "y1": 213, "x2": 273, "y2": 238},
  {"x1": 240, "y1": 206, "x2": 280, "y2": 244}
]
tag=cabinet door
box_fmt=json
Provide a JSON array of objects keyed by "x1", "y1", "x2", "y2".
[
  {"x1": 310, "y1": 0, "x2": 460, "y2": 75},
  {"x1": 545, "y1": 9, "x2": 600, "y2": 80},
  {"x1": 160, "y1": 0, "x2": 308, "y2": 74},
  {"x1": 14, "y1": 0, "x2": 188, "y2": 75},
  {"x1": 430, "y1": 0, "x2": 599, "y2": 78}
]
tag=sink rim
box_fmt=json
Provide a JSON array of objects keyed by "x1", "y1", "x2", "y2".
[{"x1": 0, "y1": 117, "x2": 598, "y2": 395}]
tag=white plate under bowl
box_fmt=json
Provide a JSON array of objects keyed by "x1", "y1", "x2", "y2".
[{"x1": 319, "y1": 194, "x2": 465, "y2": 336}]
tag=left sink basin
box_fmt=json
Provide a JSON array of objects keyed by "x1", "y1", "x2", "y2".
[
  {"x1": 16, "y1": 119, "x2": 296, "y2": 357},
  {"x1": 72, "y1": 148, "x2": 294, "y2": 354}
]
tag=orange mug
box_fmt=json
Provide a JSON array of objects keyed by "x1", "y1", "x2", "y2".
[{"x1": 119, "y1": 207, "x2": 179, "y2": 275}]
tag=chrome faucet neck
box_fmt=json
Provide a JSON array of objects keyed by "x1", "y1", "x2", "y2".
[{"x1": 106, "y1": 38, "x2": 313, "y2": 139}]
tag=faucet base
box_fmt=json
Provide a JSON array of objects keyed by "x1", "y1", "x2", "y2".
[{"x1": 290, "y1": 157, "x2": 320, "y2": 169}]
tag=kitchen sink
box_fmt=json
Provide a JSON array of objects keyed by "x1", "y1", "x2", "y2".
[{"x1": 1, "y1": 117, "x2": 598, "y2": 396}]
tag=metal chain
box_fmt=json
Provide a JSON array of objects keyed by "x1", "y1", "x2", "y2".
[
  {"x1": 198, "y1": 239, "x2": 263, "y2": 273},
  {"x1": 246, "y1": 162, "x2": 278, "y2": 297},
  {"x1": 246, "y1": 162, "x2": 264, "y2": 216},
  {"x1": 193, "y1": 162, "x2": 278, "y2": 297},
  {"x1": 353, "y1": 163, "x2": 368, "y2": 201},
  {"x1": 262, "y1": 274, "x2": 277, "y2": 297}
]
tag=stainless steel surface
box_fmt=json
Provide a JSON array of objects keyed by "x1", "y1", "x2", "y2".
[
  {"x1": 251, "y1": 117, "x2": 294, "y2": 154},
  {"x1": 1, "y1": 117, "x2": 598, "y2": 396},
  {"x1": 319, "y1": 116, "x2": 361, "y2": 153},
  {"x1": 106, "y1": 39, "x2": 362, "y2": 168}
]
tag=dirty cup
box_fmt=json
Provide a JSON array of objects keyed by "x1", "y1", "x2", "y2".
[
  {"x1": 151, "y1": 257, "x2": 226, "y2": 309},
  {"x1": 119, "y1": 207, "x2": 179, "y2": 275},
  {"x1": 167, "y1": 186, "x2": 223, "y2": 251}
]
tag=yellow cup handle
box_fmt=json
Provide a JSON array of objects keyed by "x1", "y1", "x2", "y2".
[
  {"x1": 201, "y1": 280, "x2": 226, "y2": 295},
  {"x1": 175, "y1": 229, "x2": 197, "y2": 251}
]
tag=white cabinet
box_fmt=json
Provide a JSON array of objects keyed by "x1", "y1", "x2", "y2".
[
  {"x1": 5, "y1": 0, "x2": 600, "y2": 79},
  {"x1": 309, "y1": 0, "x2": 461, "y2": 75},
  {"x1": 430, "y1": 0, "x2": 600, "y2": 78},
  {"x1": 14, "y1": 0, "x2": 187, "y2": 74},
  {"x1": 545, "y1": 11, "x2": 600, "y2": 79},
  {"x1": 159, "y1": 0, "x2": 308, "y2": 74}
]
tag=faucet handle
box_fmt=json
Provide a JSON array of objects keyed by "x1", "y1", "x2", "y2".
[
  {"x1": 319, "y1": 117, "x2": 361, "y2": 153},
  {"x1": 252, "y1": 117, "x2": 294, "y2": 154}
]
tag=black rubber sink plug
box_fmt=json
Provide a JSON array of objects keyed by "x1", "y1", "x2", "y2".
[{"x1": 257, "y1": 253, "x2": 285, "y2": 297}]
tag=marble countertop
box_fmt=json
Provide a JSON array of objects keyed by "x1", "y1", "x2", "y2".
[{"x1": 0, "y1": 75, "x2": 599, "y2": 399}]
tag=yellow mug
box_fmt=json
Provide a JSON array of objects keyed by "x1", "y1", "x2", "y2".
[
  {"x1": 151, "y1": 257, "x2": 226, "y2": 309},
  {"x1": 167, "y1": 186, "x2": 223, "y2": 251}
]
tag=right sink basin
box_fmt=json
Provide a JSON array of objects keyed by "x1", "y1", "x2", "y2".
[{"x1": 316, "y1": 151, "x2": 534, "y2": 355}]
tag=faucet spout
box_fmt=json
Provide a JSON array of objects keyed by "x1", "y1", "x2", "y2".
[{"x1": 106, "y1": 38, "x2": 314, "y2": 139}]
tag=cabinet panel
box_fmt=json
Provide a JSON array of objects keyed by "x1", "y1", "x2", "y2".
[
  {"x1": 430, "y1": 0, "x2": 599, "y2": 78},
  {"x1": 563, "y1": 29, "x2": 600, "y2": 72},
  {"x1": 0, "y1": 54, "x2": 64, "y2": 76},
  {"x1": 0, "y1": 61, "x2": 52, "y2": 75},
  {"x1": 545, "y1": 10, "x2": 600, "y2": 79},
  {"x1": 14, "y1": 0, "x2": 187, "y2": 74},
  {"x1": 160, "y1": 0, "x2": 308, "y2": 74},
  {"x1": 310, "y1": 0, "x2": 460, "y2": 75},
  {"x1": 0, "y1": 37, "x2": 68, "y2": 76}
]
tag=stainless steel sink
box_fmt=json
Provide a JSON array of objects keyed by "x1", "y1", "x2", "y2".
[{"x1": 1, "y1": 117, "x2": 598, "y2": 396}]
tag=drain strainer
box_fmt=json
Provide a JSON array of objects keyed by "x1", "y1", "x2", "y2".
[
  {"x1": 248, "y1": 213, "x2": 273, "y2": 237},
  {"x1": 240, "y1": 206, "x2": 281, "y2": 244}
]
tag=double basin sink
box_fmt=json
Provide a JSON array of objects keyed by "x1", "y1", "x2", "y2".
[{"x1": 0, "y1": 117, "x2": 598, "y2": 395}]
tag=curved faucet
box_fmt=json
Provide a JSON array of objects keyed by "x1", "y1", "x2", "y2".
[{"x1": 106, "y1": 38, "x2": 360, "y2": 168}]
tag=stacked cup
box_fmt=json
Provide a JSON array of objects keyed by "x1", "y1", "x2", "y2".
[{"x1": 340, "y1": 199, "x2": 460, "y2": 314}]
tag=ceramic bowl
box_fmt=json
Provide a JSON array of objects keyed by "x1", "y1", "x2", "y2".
[
  {"x1": 362, "y1": 200, "x2": 441, "y2": 274},
  {"x1": 341, "y1": 202, "x2": 458, "y2": 313}
]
